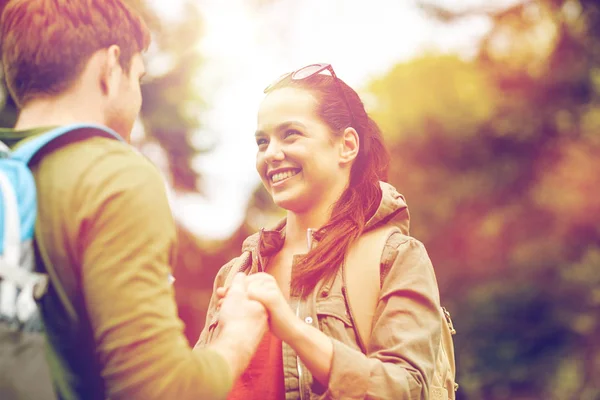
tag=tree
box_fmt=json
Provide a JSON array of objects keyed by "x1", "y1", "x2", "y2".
[{"x1": 366, "y1": 0, "x2": 600, "y2": 398}]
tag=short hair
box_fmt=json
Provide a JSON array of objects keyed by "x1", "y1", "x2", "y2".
[{"x1": 0, "y1": 0, "x2": 151, "y2": 107}]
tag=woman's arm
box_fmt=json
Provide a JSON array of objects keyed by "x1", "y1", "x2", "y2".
[
  {"x1": 247, "y1": 235, "x2": 442, "y2": 399},
  {"x1": 330, "y1": 235, "x2": 442, "y2": 399}
]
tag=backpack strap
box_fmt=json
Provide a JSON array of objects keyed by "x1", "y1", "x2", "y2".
[
  {"x1": 345, "y1": 226, "x2": 459, "y2": 399},
  {"x1": 0, "y1": 167, "x2": 26, "y2": 268},
  {"x1": 343, "y1": 225, "x2": 401, "y2": 352},
  {"x1": 12, "y1": 123, "x2": 123, "y2": 164},
  {"x1": 14, "y1": 123, "x2": 125, "y2": 323}
]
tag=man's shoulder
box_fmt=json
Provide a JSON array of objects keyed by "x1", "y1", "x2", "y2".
[
  {"x1": 42, "y1": 136, "x2": 156, "y2": 176},
  {"x1": 34, "y1": 136, "x2": 165, "y2": 206},
  {"x1": 62, "y1": 135, "x2": 139, "y2": 159},
  {"x1": 34, "y1": 135, "x2": 173, "y2": 242}
]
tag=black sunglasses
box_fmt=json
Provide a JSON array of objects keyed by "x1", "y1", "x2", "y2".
[{"x1": 263, "y1": 63, "x2": 354, "y2": 126}]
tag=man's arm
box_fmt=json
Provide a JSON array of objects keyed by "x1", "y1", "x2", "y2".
[
  {"x1": 205, "y1": 273, "x2": 268, "y2": 380},
  {"x1": 75, "y1": 147, "x2": 262, "y2": 399}
]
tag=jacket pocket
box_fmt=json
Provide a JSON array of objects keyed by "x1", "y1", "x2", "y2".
[
  {"x1": 316, "y1": 295, "x2": 352, "y2": 326},
  {"x1": 315, "y1": 295, "x2": 361, "y2": 352}
]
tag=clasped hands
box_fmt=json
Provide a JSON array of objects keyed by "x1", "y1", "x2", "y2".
[{"x1": 216, "y1": 272, "x2": 299, "y2": 343}]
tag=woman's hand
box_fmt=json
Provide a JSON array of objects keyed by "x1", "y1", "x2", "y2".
[
  {"x1": 217, "y1": 273, "x2": 299, "y2": 342},
  {"x1": 248, "y1": 273, "x2": 334, "y2": 385},
  {"x1": 216, "y1": 273, "x2": 333, "y2": 385}
]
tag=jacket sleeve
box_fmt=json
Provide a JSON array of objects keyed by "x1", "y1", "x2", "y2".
[{"x1": 326, "y1": 235, "x2": 442, "y2": 399}]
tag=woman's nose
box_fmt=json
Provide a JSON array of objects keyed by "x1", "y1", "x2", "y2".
[{"x1": 264, "y1": 140, "x2": 285, "y2": 162}]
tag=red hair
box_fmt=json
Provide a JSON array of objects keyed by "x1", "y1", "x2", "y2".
[
  {"x1": 1, "y1": 0, "x2": 151, "y2": 107},
  {"x1": 269, "y1": 73, "x2": 390, "y2": 296}
]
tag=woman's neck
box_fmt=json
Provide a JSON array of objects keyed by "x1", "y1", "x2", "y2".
[
  {"x1": 284, "y1": 205, "x2": 331, "y2": 254},
  {"x1": 283, "y1": 177, "x2": 350, "y2": 253}
]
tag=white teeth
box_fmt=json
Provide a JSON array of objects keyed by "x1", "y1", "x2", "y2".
[{"x1": 271, "y1": 169, "x2": 299, "y2": 183}]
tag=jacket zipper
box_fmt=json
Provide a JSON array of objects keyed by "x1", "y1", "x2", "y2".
[
  {"x1": 295, "y1": 228, "x2": 314, "y2": 400},
  {"x1": 295, "y1": 299, "x2": 305, "y2": 400}
]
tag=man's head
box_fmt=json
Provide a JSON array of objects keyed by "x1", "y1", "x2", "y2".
[{"x1": 0, "y1": 0, "x2": 151, "y2": 136}]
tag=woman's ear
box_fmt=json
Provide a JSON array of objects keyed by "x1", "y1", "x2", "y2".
[{"x1": 339, "y1": 127, "x2": 359, "y2": 165}]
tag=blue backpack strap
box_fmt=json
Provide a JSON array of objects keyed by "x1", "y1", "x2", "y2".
[
  {"x1": 12, "y1": 123, "x2": 124, "y2": 164},
  {"x1": 12, "y1": 123, "x2": 124, "y2": 323}
]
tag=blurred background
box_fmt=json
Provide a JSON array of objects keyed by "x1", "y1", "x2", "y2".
[{"x1": 2, "y1": 0, "x2": 599, "y2": 398}]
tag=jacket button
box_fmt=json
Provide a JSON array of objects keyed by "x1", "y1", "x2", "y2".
[{"x1": 304, "y1": 317, "x2": 313, "y2": 324}]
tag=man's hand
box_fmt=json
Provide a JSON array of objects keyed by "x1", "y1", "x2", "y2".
[
  {"x1": 206, "y1": 273, "x2": 268, "y2": 381},
  {"x1": 245, "y1": 272, "x2": 299, "y2": 342},
  {"x1": 217, "y1": 273, "x2": 300, "y2": 343}
]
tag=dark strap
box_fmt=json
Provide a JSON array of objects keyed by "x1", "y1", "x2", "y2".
[
  {"x1": 13, "y1": 123, "x2": 123, "y2": 165},
  {"x1": 25, "y1": 124, "x2": 124, "y2": 322}
]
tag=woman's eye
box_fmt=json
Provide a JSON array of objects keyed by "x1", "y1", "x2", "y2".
[
  {"x1": 284, "y1": 129, "x2": 301, "y2": 138},
  {"x1": 256, "y1": 138, "x2": 268, "y2": 147}
]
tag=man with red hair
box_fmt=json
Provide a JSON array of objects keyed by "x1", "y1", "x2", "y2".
[{"x1": 0, "y1": 1, "x2": 266, "y2": 399}]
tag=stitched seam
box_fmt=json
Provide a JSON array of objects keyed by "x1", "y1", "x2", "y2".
[{"x1": 381, "y1": 234, "x2": 424, "y2": 285}]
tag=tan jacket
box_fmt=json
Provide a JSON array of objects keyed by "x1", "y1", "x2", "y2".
[{"x1": 197, "y1": 182, "x2": 442, "y2": 399}]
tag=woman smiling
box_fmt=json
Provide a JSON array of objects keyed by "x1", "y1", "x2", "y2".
[{"x1": 196, "y1": 63, "x2": 444, "y2": 400}]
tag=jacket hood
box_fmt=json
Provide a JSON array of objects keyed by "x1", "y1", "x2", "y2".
[
  {"x1": 241, "y1": 181, "x2": 410, "y2": 254},
  {"x1": 365, "y1": 181, "x2": 410, "y2": 235}
]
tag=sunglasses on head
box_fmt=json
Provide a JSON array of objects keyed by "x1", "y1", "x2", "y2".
[{"x1": 263, "y1": 63, "x2": 354, "y2": 126}]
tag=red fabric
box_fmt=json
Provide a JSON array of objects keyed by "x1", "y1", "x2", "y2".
[{"x1": 227, "y1": 331, "x2": 285, "y2": 400}]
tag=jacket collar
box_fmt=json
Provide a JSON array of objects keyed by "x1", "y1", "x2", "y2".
[{"x1": 241, "y1": 181, "x2": 410, "y2": 259}]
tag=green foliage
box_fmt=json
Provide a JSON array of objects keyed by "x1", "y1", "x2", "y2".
[
  {"x1": 369, "y1": 55, "x2": 498, "y2": 142},
  {"x1": 138, "y1": 1, "x2": 208, "y2": 192},
  {"x1": 366, "y1": 0, "x2": 600, "y2": 398}
]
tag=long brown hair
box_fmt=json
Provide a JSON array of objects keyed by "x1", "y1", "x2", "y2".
[{"x1": 269, "y1": 73, "x2": 390, "y2": 296}]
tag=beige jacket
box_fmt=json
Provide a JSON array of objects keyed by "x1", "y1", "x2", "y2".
[{"x1": 197, "y1": 182, "x2": 442, "y2": 399}]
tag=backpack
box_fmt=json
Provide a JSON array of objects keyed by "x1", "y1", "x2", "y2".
[
  {"x1": 345, "y1": 226, "x2": 458, "y2": 400},
  {"x1": 0, "y1": 123, "x2": 124, "y2": 399}
]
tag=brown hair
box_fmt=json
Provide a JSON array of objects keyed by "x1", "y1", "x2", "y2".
[
  {"x1": 269, "y1": 73, "x2": 390, "y2": 296},
  {"x1": 0, "y1": 0, "x2": 151, "y2": 107}
]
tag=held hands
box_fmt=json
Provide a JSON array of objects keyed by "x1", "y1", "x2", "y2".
[
  {"x1": 210, "y1": 273, "x2": 268, "y2": 377},
  {"x1": 217, "y1": 272, "x2": 299, "y2": 343},
  {"x1": 217, "y1": 273, "x2": 334, "y2": 387},
  {"x1": 217, "y1": 272, "x2": 268, "y2": 335}
]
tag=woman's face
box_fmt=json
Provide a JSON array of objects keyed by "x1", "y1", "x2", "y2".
[{"x1": 255, "y1": 87, "x2": 350, "y2": 214}]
